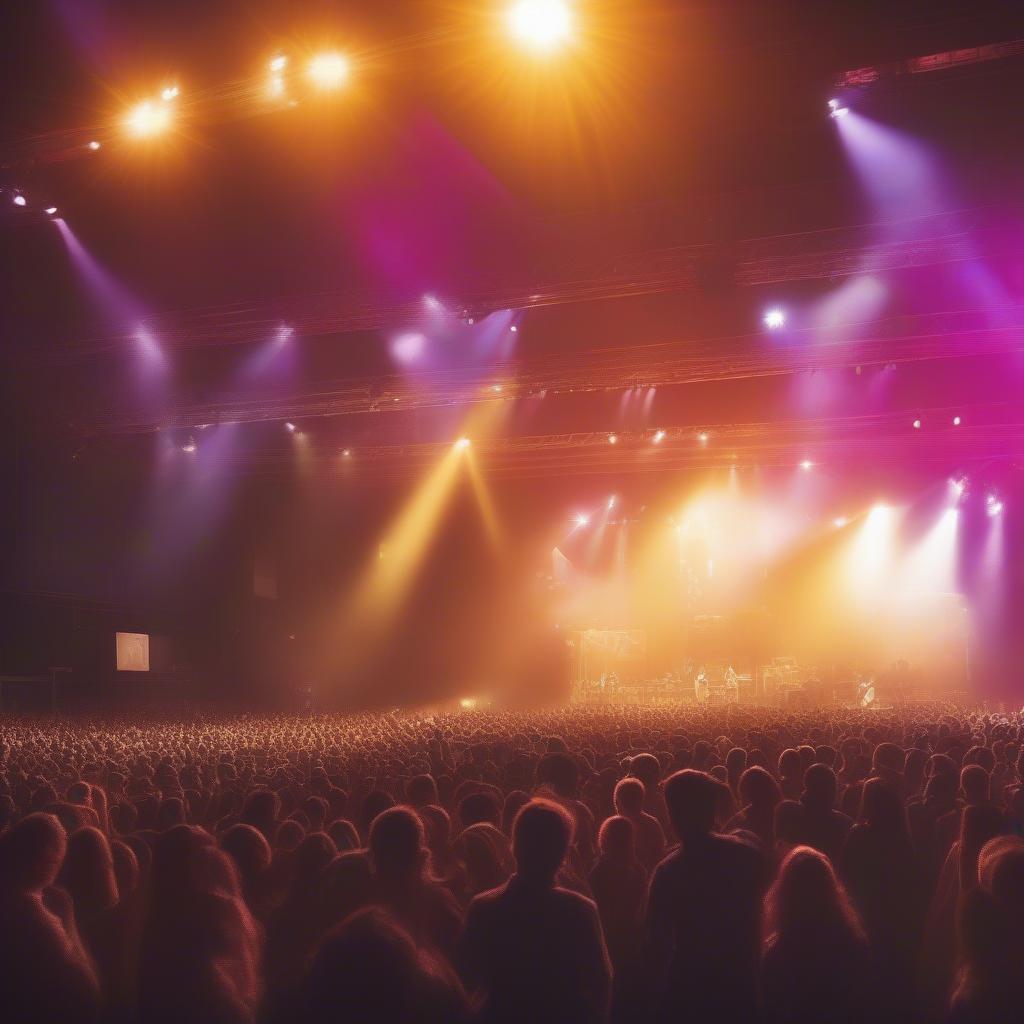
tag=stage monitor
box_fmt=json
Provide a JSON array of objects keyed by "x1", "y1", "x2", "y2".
[{"x1": 116, "y1": 632, "x2": 150, "y2": 672}]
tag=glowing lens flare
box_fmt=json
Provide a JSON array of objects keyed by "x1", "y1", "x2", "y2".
[
  {"x1": 507, "y1": 0, "x2": 573, "y2": 53},
  {"x1": 308, "y1": 52, "x2": 350, "y2": 90},
  {"x1": 574, "y1": 513, "x2": 590, "y2": 527},
  {"x1": 763, "y1": 308, "x2": 786, "y2": 330},
  {"x1": 126, "y1": 100, "x2": 172, "y2": 137},
  {"x1": 455, "y1": 437, "x2": 471, "y2": 450},
  {"x1": 652, "y1": 430, "x2": 666, "y2": 444}
]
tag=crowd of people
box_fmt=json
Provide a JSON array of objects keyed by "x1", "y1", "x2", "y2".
[{"x1": 2, "y1": 701, "x2": 1024, "y2": 1023}]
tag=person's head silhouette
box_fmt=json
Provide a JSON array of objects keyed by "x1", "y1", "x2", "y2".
[
  {"x1": 369, "y1": 806, "x2": 428, "y2": 881},
  {"x1": 663, "y1": 769, "x2": 721, "y2": 840},
  {"x1": 512, "y1": 799, "x2": 573, "y2": 886}
]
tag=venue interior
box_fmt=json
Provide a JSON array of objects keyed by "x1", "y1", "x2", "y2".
[{"x1": 3, "y1": 3, "x2": 1024, "y2": 1023}]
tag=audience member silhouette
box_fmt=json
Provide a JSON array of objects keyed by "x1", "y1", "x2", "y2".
[
  {"x1": 368, "y1": 805, "x2": 463, "y2": 960},
  {"x1": 0, "y1": 813, "x2": 101, "y2": 1023},
  {"x1": 761, "y1": 846, "x2": 872, "y2": 1024},
  {"x1": 459, "y1": 798, "x2": 611, "y2": 1023},
  {"x1": 612, "y1": 777, "x2": 666, "y2": 874},
  {"x1": 841, "y1": 777, "x2": 922, "y2": 1021},
  {"x1": 645, "y1": 769, "x2": 765, "y2": 1023},
  {"x1": 301, "y1": 907, "x2": 469, "y2": 1024},
  {"x1": 138, "y1": 825, "x2": 262, "y2": 1024}
]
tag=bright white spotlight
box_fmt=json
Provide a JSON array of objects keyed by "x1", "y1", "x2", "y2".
[
  {"x1": 508, "y1": 0, "x2": 573, "y2": 53},
  {"x1": 510, "y1": 325, "x2": 518, "y2": 332},
  {"x1": 652, "y1": 430, "x2": 666, "y2": 444},
  {"x1": 181, "y1": 439, "x2": 197, "y2": 454},
  {"x1": 341, "y1": 449, "x2": 352, "y2": 458},
  {"x1": 285, "y1": 422, "x2": 297, "y2": 433},
  {"x1": 833, "y1": 516, "x2": 848, "y2": 528},
  {"x1": 800, "y1": 459, "x2": 813, "y2": 471},
  {"x1": 763, "y1": 308, "x2": 786, "y2": 330},
  {"x1": 953, "y1": 415, "x2": 961, "y2": 426},
  {"x1": 12, "y1": 194, "x2": 26, "y2": 207},
  {"x1": 308, "y1": 52, "x2": 350, "y2": 90},
  {"x1": 912, "y1": 418, "x2": 922, "y2": 430},
  {"x1": 161, "y1": 85, "x2": 179, "y2": 102},
  {"x1": 608, "y1": 433, "x2": 617, "y2": 445},
  {"x1": 88, "y1": 140, "x2": 101, "y2": 151},
  {"x1": 951, "y1": 476, "x2": 968, "y2": 498},
  {"x1": 45, "y1": 206, "x2": 57, "y2": 216},
  {"x1": 829, "y1": 103, "x2": 850, "y2": 119},
  {"x1": 423, "y1": 294, "x2": 441, "y2": 311},
  {"x1": 459, "y1": 697, "x2": 477, "y2": 710},
  {"x1": 986, "y1": 494, "x2": 1003, "y2": 517},
  {"x1": 491, "y1": 384, "x2": 503, "y2": 393},
  {"x1": 698, "y1": 432, "x2": 709, "y2": 443},
  {"x1": 455, "y1": 437, "x2": 471, "y2": 450},
  {"x1": 269, "y1": 55, "x2": 288, "y2": 72},
  {"x1": 607, "y1": 496, "x2": 616, "y2": 510},
  {"x1": 574, "y1": 513, "x2": 590, "y2": 527},
  {"x1": 828, "y1": 99, "x2": 839, "y2": 110},
  {"x1": 125, "y1": 100, "x2": 172, "y2": 137}
]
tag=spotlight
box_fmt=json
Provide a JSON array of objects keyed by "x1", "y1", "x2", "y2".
[
  {"x1": 491, "y1": 385, "x2": 503, "y2": 393},
  {"x1": 510, "y1": 325, "x2": 518, "y2": 333},
  {"x1": 269, "y1": 55, "x2": 288, "y2": 73},
  {"x1": 652, "y1": 430, "x2": 666, "y2": 444},
  {"x1": 829, "y1": 102, "x2": 850, "y2": 119},
  {"x1": 160, "y1": 85, "x2": 179, "y2": 102},
  {"x1": 828, "y1": 99, "x2": 839, "y2": 110},
  {"x1": 986, "y1": 494, "x2": 1004, "y2": 517},
  {"x1": 912, "y1": 418, "x2": 922, "y2": 430},
  {"x1": 833, "y1": 517, "x2": 848, "y2": 528},
  {"x1": 268, "y1": 75, "x2": 286, "y2": 98},
  {"x1": 953, "y1": 415, "x2": 961, "y2": 426},
  {"x1": 698, "y1": 432, "x2": 709, "y2": 443},
  {"x1": 607, "y1": 496, "x2": 616, "y2": 510},
  {"x1": 341, "y1": 449, "x2": 352, "y2": 458},
  {"x1": 951, "y1": 476, "x2": 968, "y2": 498},
  {"x1": 285, "y1": 422, "x2": 296, "y2": 433},
  {"x1": 763, "y1": 308, "x2": 786, "y2": 330},
  {"x1": 12, "y1": 193, "x2": 26, "y2": 207},
  {"x1": 88, "y1": 140, "x2": 101, "y2": 150},
  {"x1": 800, "y1": 459, "x2": 813, "y2": 471},
  {"x1": 574, "y1": 513, "x2": 590, "y2": 527},
  {"x1": 45, "y1": 207, "x2": 57, "y2": 216},
  {"x1": 455, "y1": 437, "x2": 471, "y2": 450},
  {"x1": 508, "y1": 0, "x2": 573, "y2": 53},
  {"x1": 181, "y1": 439, "x2": 197, "y2": 454},
  {"x1": 459, "y1": 697, "x2": 477, "y2": 710},
  {"x1": 608, "y1": 433, "x2": 618, "y2": 445},
  {"x1": 125, "y1": 100, "x2": 172, "y2": 137},
  {"x1": 423, "y1": 294, "x2": 441, "y2": 311},
  {"x1": 308, "y1": 52, "x2": 350, "y2": 90}
]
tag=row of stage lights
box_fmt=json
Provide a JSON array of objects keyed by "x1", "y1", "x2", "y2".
[
  {"x1": 183, "y1": 415, "x2": 970, "y2": 451},
  {"x1": 8, "y1": 1, "x2": 851, "y2": 187},
  {"x1": 36, "y1": 0, "x2": 573, "y2": 154},
  {"x1": 570, "y1": 482, "x2": 1006, "y2": 533}
]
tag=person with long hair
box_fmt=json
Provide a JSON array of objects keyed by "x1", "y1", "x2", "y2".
[{"x1": 761, "y1": 846, "x2": 872, "y2": 1024}]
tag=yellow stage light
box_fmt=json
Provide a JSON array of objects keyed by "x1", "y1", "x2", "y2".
[
  {"x1": 308, "y1": 52, "x2": 350, "y2": 90},
  {"x1": 507, "y1": 0, "x2": 573, "y2": 53},
  {"x1": 456, "y1": 437, "x2": 471, "y2": 450},
  {"x1": 269, "y1": 54, "x2": 288, "y2": 73},
  {"x1": 460, "y1": 697, "x2": 478, "y2": 710},
  {"x1": 125, "y1": 100, "x2": 172, "y2": 138}
]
